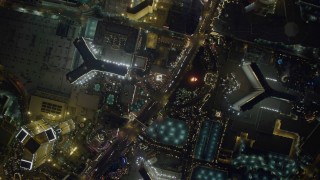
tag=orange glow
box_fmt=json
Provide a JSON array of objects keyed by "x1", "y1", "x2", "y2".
[{"x1": 190, "y1": 76, "x2": 198, "y2": 82}]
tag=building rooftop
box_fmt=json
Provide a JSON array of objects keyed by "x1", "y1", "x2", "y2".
[
  {"x1": 194, "y1": 119, "x2": 222, "y2": 162},
  {"x1": 73, "y1": 37, "x2": 97, "y2": 62},
  {"x1": 232, "y1": 62, "x2": 265, "y2": 111},
  {"x1": 16, "y1": 120, "x2": 57, "y2": 170},
  {"x1": 191, "y1": 166, "x2": 227, "y2": 180},
  {"x1": 66, "y1": 37, "x2": 129, "y2": 84},
  {"x1": 24, "y1": 137, "x2": 40, "y2": 154},
  {"x1": 133, "y1": 55, "x2": 148, "y2": 70},
  {"x1": 0, "y1": 8, "x2": 78, "y2": 94},
  {"x1": 20, "y1": 160, "x2": 32, "y2": 170},
  {"x1": 16, "y1": 129, "x2": 28, "y2": 142},
  {"x1": 45, "y1": 129, "x2": 56, "y2": 141},
  {"x1": 252, "y1": 134, "x2": 293, "y2": 155},
  {"x1": 101, "y1": 45, "x2": 133, "y2": 67},
  {"x1": 126, "y1": 0, "x2": 153, "y2": 14},
  {"x1": 94, "y1": 21, "x2": 139, "y2": 53},
  {"x1": 232, "y1": 62, "x2": 296, "y2": 111},
  {"x1": 301, "y1": 123, "x2": 320, "y2": 158},
  {"x1": 147, "y1": 117, "x2": 188, "y2": 147}
]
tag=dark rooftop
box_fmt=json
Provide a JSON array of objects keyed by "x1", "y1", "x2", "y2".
[
  {"x1": 45, "y1": 129, "x2": 55, "y2": 141},
  {"x1": 94, "y1": 21, "x2": 139, "y2": 53},
  {"x1": 20, "y1": 160, "x2": 32, "y2": 169},
  {"x1": 120, "y1": 83, "x2": 135, "y2": 105},
  {"x1": 233, "y1": 62, "x2": 297, "y2": 111},
  {"x1": 253, "y1": 134, "x2": 292, "y2": 155},
  {"x1": 16, "y1": 129, "x2": 27, "y2": 142},
  {"x1": 139, "y1": 166, "x2": 151, "y2": 180},
  {"x1": 166, "y1": 0, "x2": 203, "y2": 34},
  {"x1": 301, "y1": 124, "x2": 320, "y2": 158},
  {"x1": 73, "y1": 37, "x2": 96, "y2": 62},
  {"x1": 24, "y1": 137, "x2": 40, "y2": 154},
  {"x1": 126, "y1": 0, "x2": 153, "y2": 14},
  {"x1": 0, "y1": 95, "x2": 8, "y2": 113},
  {"x1": 66, "y1": 37, "x2": 128, "y2": 83}
]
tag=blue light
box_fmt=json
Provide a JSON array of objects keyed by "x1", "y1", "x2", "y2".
[{"x1": 277, "y1": 59, "x2": 283, "y2": 65}]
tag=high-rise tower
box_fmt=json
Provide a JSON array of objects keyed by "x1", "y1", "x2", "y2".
[{"x1": 16, "y1": 120, "x2": 56, "y2": 170}]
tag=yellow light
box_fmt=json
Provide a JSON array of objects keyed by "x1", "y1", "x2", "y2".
[
  {"x1": 69, "y1": 147, "x2": 78, "y2": 155},
  {"x1": 67, "y1": 112, "x2": 70, "y2": 115},
  {"x1": 27, "y1": 111, "x2": 31, "y2": 115},
  {"x1": 83, "y1": 117, "x2": 87, "y2": 121}
]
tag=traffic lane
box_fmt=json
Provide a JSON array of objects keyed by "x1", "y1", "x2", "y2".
[
  {"x1": 91, "y1": 140, "x2": 121, "y2": 177},
  {"x1": 93, "y1": 139, "x2": 129, "y2": 178}
]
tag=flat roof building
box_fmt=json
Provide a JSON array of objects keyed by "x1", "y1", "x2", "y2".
[
  {"x1": 0, "y1": 8, "x2": 79, "y2": 95},
  {"x1": 28, "y1": 95, "x2": 67, "y2": 119},
  {"x1": 94, "y1": 21, "x2": 139, "y2": 53}
]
